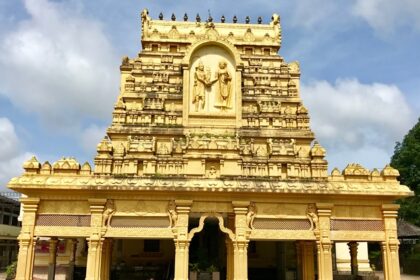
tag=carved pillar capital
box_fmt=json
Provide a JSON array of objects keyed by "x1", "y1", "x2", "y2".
[
  {"x1": 15, "y1": 198, "x2": 40, "y2": 280},
  {"x1": 381, "y1": 204, "x2": 401, "y2": 280},
  {"x1": 315, "y1": 203, "x2": 333, "y2": 280},
  {"x1": 85, "y1": 235, "x2": 104, "y2": 280}
]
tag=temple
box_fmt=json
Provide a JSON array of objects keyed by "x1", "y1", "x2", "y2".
[{"x1": 8, "y1": 9, "x2": 412, "y2": 280}]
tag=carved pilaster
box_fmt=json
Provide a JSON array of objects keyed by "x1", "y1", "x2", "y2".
[
  {"x1": 381, "y1": 204, "x2": 401, "y2": 280},
  {"x1": 88, "y1": 198, "x2": 107, "y2": 234},
  {"x1": 301, "y1": 241, "x2": 315, "y2": 280},
  {"x1": 66, "y1": 239, "x2": 78, "y2": 280},
  {"x1": 174, "y1": 200, "x2": 192, "y2": 280},
  {"x1": 315, "y1": 203, "x2": 333, "y2": 280},
  {"x1": 85, "y1": 234, "x2": 104, "y2": 280},
  {"x1": 101, "y1": 239, "x2": 113, "y2": 280},
  {"x1": 233, "y1": 201, "x2": 250, "y2": 280},
  {"x1": 15, "y1": 197, "x2": 40, "y2": 280},
  {"x1": 226, "y1": 213, "x2": 235, "y2": 280}
]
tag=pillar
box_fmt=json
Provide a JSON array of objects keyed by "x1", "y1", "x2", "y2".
[
  {"x1": 296, "y1": 242, "x2": 303, "y2": 280},
  {"x1": 348, "y1": 241, "x2": 358, "y2": 279},
  {"x1": 173, "y1": 200, "x2": 192, "y2": 280},
  {"x1": 276, "y1": 242, "x2": 286, "y2": 280},
  {"x1": 86, "y1": 198, "x2": 107, "y2": 280},
  {"x1": 232, "y1": 201, "x2": 250, "y2": 280},
  {"x1": 381, "y1": 204, "x2": 401, "y2": 280},
  {"x1": 66, "y1": 239, "x2": 77, "y2": 280},
  {"x1": 226, "y1": 239, "x2": 234, "y2": 280},
  {"x1": 15, "y1": 197, "x2": 40, "y2": 280},
  {"x1": 315, "y1": 203, "x2": 333, "y2": 280},
  {"x1": 301, "y1": 241, "x2": 315, "y2": 280},
  {"x1": 226, "y1": 213, "x2": 235, "y2": 280},
  {"x1": 101, "y1": 239, "x2": 112, "y2": 280},
  {"x1": 47, "y1": 238, "x2": 58, "y2": 280},
  {"x1": 85, "y1": 234, "x2": 104, "y2": 280}
]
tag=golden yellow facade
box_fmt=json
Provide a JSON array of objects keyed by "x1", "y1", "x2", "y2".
[{"x1": 8, "y1": 9, "x2": 412, "y2": 280}]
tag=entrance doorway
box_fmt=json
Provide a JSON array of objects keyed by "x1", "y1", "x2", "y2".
[
  {"x1": 110, "y1": 238, "x2": 174, "y2": 280},
  {"x1": 248, "y1": 241, "x2": 298, "y2": 280},
  {"x1": 189, "y1": 217, "x2": 227, "y2": 275}
]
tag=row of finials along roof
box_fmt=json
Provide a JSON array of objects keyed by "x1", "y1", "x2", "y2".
[{"x1": 157, "y1": 12, "x2": 272, "y2": 24}]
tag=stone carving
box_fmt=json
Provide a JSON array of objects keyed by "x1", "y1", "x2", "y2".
[
  {"x1": 127, "y1": 136, "x2": 156, "y2": 153},
  {"x1": 247, "y1": 202, "x2": 257, "y2": 230},
  {"x1": 156, "y1": 142, "x2": 172, "y2": 155},
  {"x1": 239, "y1": 138, "x2": 255, "y2": 156},
  {"x1": 103, "y1": 199, "x2": 115, "y2": 227},
  {"x1": 343, "y1": 163, "x2": 370, "y2": 176},
  {"x1": 121, "y1": 56, "x2": 130, "y2": 66},
  {"x1": 186, "y1": 134, "x2": 239, "y2": 150},
  {"x1": 192, "y1": 61, "x2": 212, "y2": 112},
  {"x1": 306, "y1": 204, "x2": 319, "y2": 231},
  {"x1": 144, "y1": 98, "x2": 164, "y2": 110},
  {"x1": 168, "y1": 200, "x2": 178, "y2": 228},
  {"x1": 258, "y1": 101, "x2": 280, "y2": 113},
  {"x1": 267, "y1": 138, "x2": 296, "y2": 156},
  {"x1": 214, "y1": 60, "x2": 233, "y2": 111},
  {"x1": 188, "y1": 213, "x2": 236, "y2": 241}
]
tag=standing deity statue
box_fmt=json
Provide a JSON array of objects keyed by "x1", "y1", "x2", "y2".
[
  {"x1": 214, "y1": 60, "x2": 232, "y2": 111},
  {"x1": 192, "y1": 62, "x2": 212, "y2": 112}
]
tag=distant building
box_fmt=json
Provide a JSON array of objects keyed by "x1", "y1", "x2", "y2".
[{"x1": 0, "y1": 193, "x2": 21, "y2": 270}]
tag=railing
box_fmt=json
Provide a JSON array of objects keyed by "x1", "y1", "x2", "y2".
[{"x1": 0, "y1": 192, "x2": 21, "y2": 201}]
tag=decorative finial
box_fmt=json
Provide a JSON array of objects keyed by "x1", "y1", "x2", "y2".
[
  {"x1": 171, "y1": 13, "x2": 176, "y2": 21},
  {"x1": 245, "y1": 16, "x2": 250, "y2": 24},
  {"x1": 233, "y1": 15, "x2": 237, "y2": 23},
  {"x1": 258, "y1": 16, "x2": 262, "y2": 24},
  {"x1": 221, "y1": 15, "x2": 225, "y2": 23},
  {"x1": 207, "y1": 10, "x2": 213, "y2": 22},
  {"x1": 196, "y1": 13, "x2": 201, "y2": 22},
  {"x1": 184, "y1": 13, "x2": 188, "y2": 21},
  {"x1": 159, "y1": 12, "x2": 163, "y2": 20}
]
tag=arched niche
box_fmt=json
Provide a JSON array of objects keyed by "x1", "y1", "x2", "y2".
[{"x1": 182, "y1": 41, "x2": 242, "y2": 128}]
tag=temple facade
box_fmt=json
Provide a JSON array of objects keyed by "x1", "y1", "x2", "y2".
[{"x1": 8, "y1": 9, "x2": 412, "y2": 280}]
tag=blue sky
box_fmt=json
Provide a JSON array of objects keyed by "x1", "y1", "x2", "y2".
[{"x1": 0, "y1": 0, "x2": 419, "y2": 189}]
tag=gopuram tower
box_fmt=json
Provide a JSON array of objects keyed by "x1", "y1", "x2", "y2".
[{"x1": 9, "y1": 9, "x2": 412, "y2": 280}]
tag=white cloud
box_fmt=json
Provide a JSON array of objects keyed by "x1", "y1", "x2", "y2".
[
  {"x1": 0, "y1": 118, "x2": 20, "y2": 161},
  {"x1": 0, "y1": 117, "x2": 33, "y2": 190},
  {"x1": 352, "y1": 0, "x2": 420, "y2": 34},
  {"x1": 80, "y1": 124, "x2": 107, "y2": 155},
  {"x1": 301, "y1": 79, "x2": 416, "y2": 169},
  {"x1": 287, "y1": 0, "x2": 341, "y2": 29},
  {"x1": 0, "y1": 0, "x2": 119, "y2": 131}
]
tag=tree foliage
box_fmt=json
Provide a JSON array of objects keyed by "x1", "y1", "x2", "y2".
[{"x1": 391, "y1": 118, "x2": 420, "y2": 226}]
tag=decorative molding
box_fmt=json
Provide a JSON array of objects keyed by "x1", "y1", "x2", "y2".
[
  {"x1": 9, "y1": 176, "x2": 412, "y2": 197},
  {"x1": 188, "y1": 212, "x2": 236, "y2": 241}
]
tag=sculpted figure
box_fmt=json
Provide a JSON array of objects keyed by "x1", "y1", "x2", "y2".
[
  {"x1": 214, "y1": 60, "x2": 232, "y2": 111},
  {"x1": 168, "y1": 200, "x2": 178, "y2": 228},
  {"x1": 246, "y1": 202, "x2": 257, "y2": 230},
  {"x1": 306, "y1": 204, "x2": 319, "y2": 231},
  {"x1": 103, "y1": 199, "x2": 116, "y2": 227},
  {"x1": 192, "y1": 62, "x2": 212, "y2": 112}
]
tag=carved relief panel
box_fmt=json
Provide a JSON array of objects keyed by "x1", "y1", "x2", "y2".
[{"x1": 188, "y1": 46, "x2": 236, "y2": 116}]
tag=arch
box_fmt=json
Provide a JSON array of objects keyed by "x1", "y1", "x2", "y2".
[
  {"x1": 188, "y1": 212, "x2": 236, "y2": 241},
  {"x1": 182, "y1": 40, "x2": 243, "y2": 69}
]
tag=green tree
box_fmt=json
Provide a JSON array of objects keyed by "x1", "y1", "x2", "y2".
[{"x1": 391, "y1": 118, "x2": 420, "y2": 226}]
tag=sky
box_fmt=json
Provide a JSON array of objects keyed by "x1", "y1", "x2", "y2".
[{"x1": 0, "y1": 0, "x2": 419, "y2": 190}]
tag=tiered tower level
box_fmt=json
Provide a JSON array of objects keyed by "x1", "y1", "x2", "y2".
[
  {"x1": 10, "y1": 10, "x2": 413, "y2": 194},
  {"x1": 99, "y1": 11, "x2": 319, "y2": 180}
]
